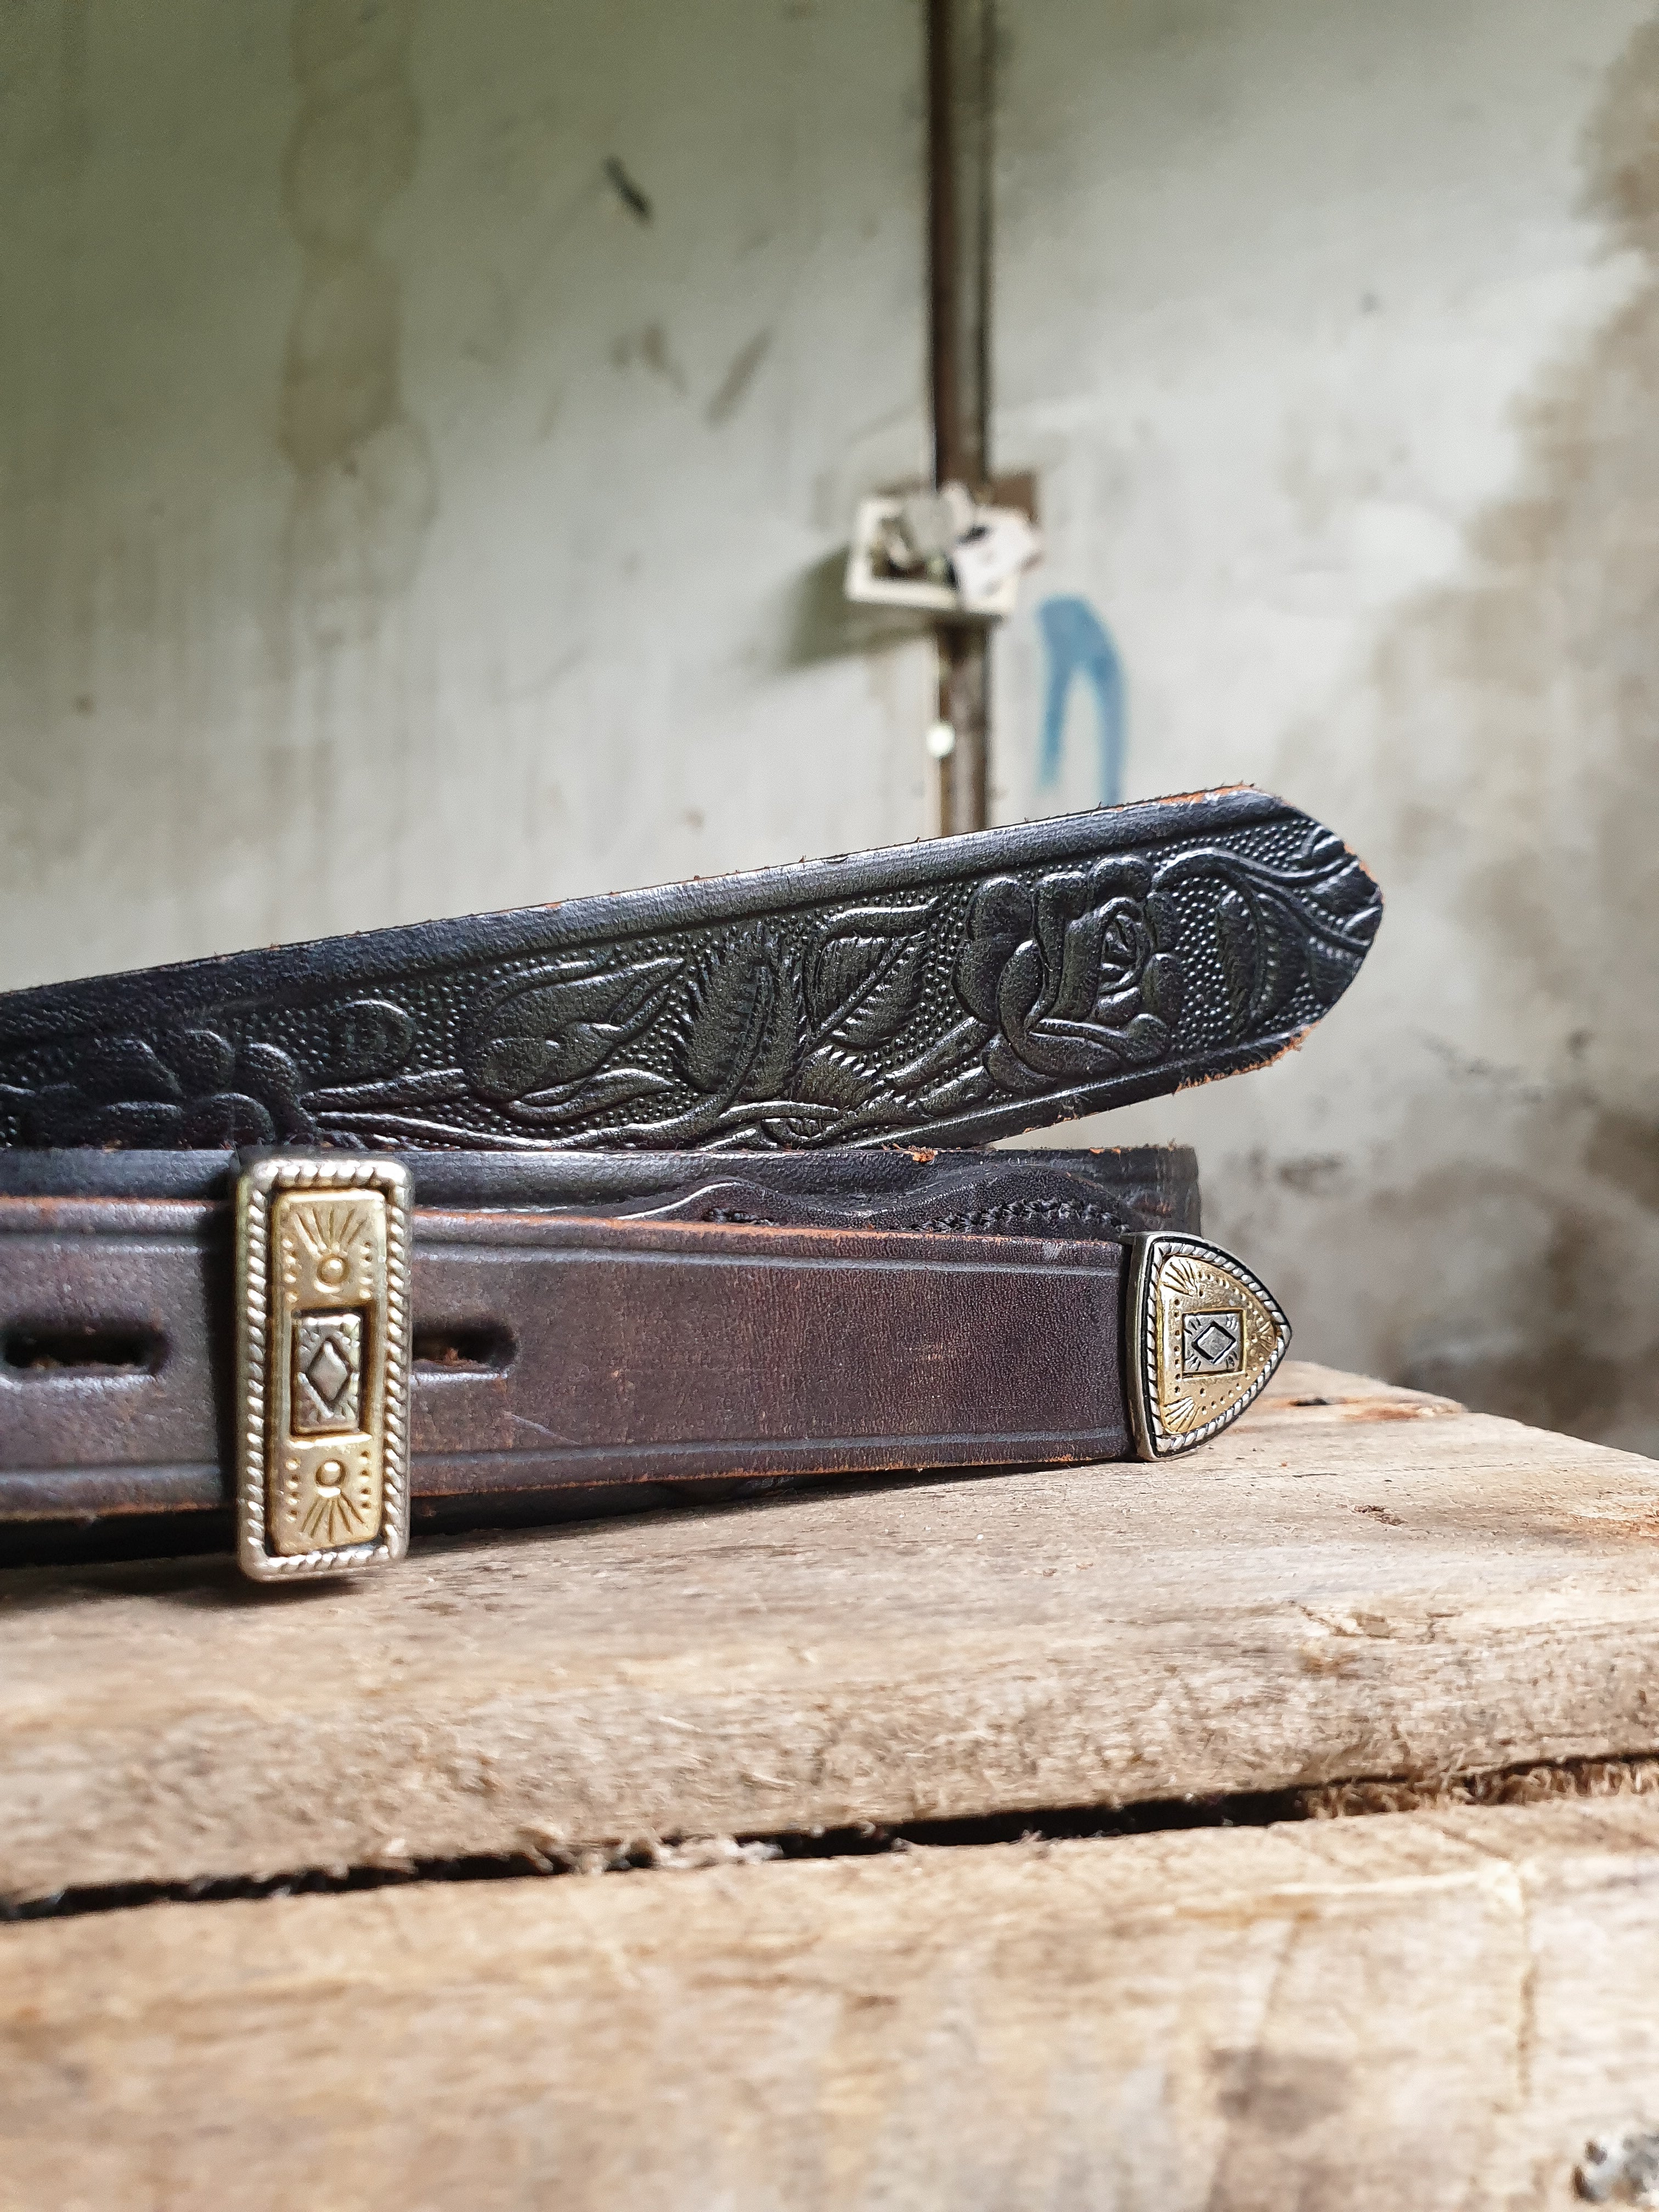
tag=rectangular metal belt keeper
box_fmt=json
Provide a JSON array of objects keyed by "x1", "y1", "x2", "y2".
[{"x1": 235, "y1": 1156, "x2": 411, "y2": 1581}]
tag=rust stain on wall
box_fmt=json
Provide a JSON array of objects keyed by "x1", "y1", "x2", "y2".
[{"x1": 280, "y1": 0, "x2": 435, "y2": 646}]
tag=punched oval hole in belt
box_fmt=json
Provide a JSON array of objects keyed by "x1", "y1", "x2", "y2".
[
  {"x1": 3, "y1": 1323, "x2": 165, "y2": 1376},
  {"x1": 413, "y1": 1323, "x2": 515, "y2": 1373}
]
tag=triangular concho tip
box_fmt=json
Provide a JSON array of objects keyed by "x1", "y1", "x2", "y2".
[{"x1": 1125, "y1": 1234, "x2": 1291, "y2": 1459}]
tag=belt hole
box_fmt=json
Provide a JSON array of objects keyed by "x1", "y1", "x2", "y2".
[
  {"x1": 413, "y1": 1323, "x2": 514, "y2": 1373},
  {"x1": 3, "y1": 1325, "x2": 164, "y2": 1376}
]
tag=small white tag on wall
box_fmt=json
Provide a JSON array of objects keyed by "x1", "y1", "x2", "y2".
[{"x1": 845, "y1": 482, "x2": 1042, "y2": 622}]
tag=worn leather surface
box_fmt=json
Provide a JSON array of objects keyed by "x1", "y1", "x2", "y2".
[
  {"x1": 0, "y1": 792, "x2": 1380, "y2": 1154},
  {"x1": 0, "y1": 1147, "x2": 1190, "y2": 1536}
]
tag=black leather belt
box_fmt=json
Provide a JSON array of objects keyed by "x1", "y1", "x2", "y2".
[{"x1": 0, "y1": 791, "x2": 1379, "y2": 1579}]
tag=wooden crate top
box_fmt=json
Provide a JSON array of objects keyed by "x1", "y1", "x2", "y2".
[{"x1": 5, "y1": 1361, "x2": 1659, "y2": 1898}]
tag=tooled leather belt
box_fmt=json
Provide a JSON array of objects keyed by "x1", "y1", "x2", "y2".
[{"x1": 0, "y1": 789, "x2": 1380, "y2": 1580}]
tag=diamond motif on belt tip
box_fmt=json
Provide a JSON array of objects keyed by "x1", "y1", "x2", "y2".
[
  {"x1": 1182, "y1": 1309, "x2": 1243, "y2": 1376},
  {"x1": 1127, "y1": 1235, "x2": 1290, "y2": 1458}
]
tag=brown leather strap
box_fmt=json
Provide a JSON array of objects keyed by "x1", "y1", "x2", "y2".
[
  {"x1": 415, "y1": 1210, "x2": 1126, "y2": 1487},
  {"x1": 0, "y1": 1195, "x2": 1128, "y2": 1531}
]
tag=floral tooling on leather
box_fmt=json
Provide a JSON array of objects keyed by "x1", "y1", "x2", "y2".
[{"x1": 0, "y1": 803, "x2": 1381, "y2": 1153}]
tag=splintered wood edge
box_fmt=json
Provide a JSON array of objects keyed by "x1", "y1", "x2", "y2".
[
  {"x1": 3, "y1": 1800, "x2": 1659, "y2": 2209},
  {"x1": 1254, "y1": 1356, "x2": 1464, "y2": 1417}
]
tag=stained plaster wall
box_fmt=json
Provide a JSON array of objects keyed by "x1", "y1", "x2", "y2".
[
  {"x1": 4, "y1": 2, "x2": 1658, "y2": 1447},
  {"x1": 998, "y1": 0, "x2": 1659, "y2": 1449},
  {"x1": 0, "y1": 0, "x2": 934, "y2": 988}
]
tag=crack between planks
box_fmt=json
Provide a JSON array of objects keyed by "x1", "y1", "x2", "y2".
[
  {"x1": 9, "y1": 1752, "x2": 1659, "y2": 1925},
  {"x1": 3, "y1": 1790, "x2": 1305, "y2": 1922}
]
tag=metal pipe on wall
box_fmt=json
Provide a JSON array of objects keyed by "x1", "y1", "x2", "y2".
[{"x1": 927, "y1": 0, "x2": 994, "y2": 836}]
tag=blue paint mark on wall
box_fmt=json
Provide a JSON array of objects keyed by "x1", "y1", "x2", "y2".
[{"x1": 1036, "y1": 595, "x2": 1125, "y2": 805}]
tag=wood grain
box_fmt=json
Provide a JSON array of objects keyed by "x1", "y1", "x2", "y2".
[
  {"x1": 6, "y1": 1361, "x2": 1659, "y2": 1899},
  {"x1": 5, "y1": 1797, "x2": 1659, "y2": 2210}
]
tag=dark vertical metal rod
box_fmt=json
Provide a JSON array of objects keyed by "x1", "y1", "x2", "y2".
[
  {"x1": 927, "y1": 0, "x2": 964, "y2": 491},
  {"x1": 926, "y1": 0, "x2": 992, "y2": 834}
]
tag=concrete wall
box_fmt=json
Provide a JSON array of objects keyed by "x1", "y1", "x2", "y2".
[
  {"x1": 998, "y1": 0, "x2": 1659, "y2": 1451},
  {"x1": 5, "y1": 1, "x2": 1659, "y2": 1447},
  {"x1": 0, "y1": 0, "x2": 935, "y2": 985}
]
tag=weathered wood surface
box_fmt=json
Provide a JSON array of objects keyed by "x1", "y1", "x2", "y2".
[
  {"x1": 7, "y1": 1361, "x2": 1659, "y2": 1899},
  {"x1": 5, "y1": 1797, "x2": 1659, "y2": 2211}
]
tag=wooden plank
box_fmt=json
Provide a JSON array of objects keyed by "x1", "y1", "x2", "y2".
[
  {"x1": 5, "y1": 1797, "x2": 1659, "y2": 2210},
  {"x1": 7, "y1": 1361, "x2": 1659, "y2": 1898}
]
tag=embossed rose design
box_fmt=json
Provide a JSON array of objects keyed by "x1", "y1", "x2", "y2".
[
  {"x1": 953, "y1": 858, "x2": 1182, "y2": 1093},
  {"x1": 15, "y1": 1030, "x2": 313, "y2": 1148}
]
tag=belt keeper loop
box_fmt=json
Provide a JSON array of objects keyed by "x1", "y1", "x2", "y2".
[{"x1": 234, "y1": 1153, "x2": 412, "y2": 1583}]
